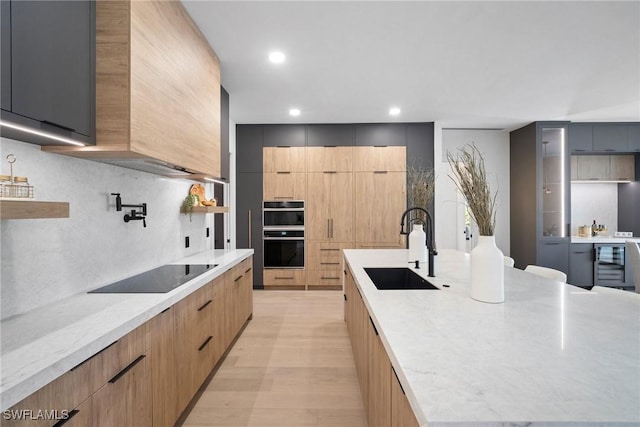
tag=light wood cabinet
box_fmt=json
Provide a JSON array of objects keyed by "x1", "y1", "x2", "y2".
[
  {"x1": 263, "y1": 147, "x2": 306, "y2": 172},
  {"x1": 149, "y1": 306, "x2": 179, "y2": 427},
  {"x1": 263, "y1": 269, "x2": 306, "y2": 289},
  {"x1": 307, "y1": 242, "x2": 350, "y2": 289},
  {"x1": 572, "y1": 155, "x2": 635, "y2": 181},
  {"x1": 306, "y1": 172, "x2": 353, "y2": 242},
  {"x1": 391, "y1": 369, "x2": 420, "y2": 427},
  {"x1": 355, "y1": 172, "x2": 406, "y2": 248},
  {"x1": 263, "y1": 172, "x2": 306, "y2": 200},
  {"x1": 43, "y1": 0, "x2": 221, "y2": 178},
  {"x1": 345, "y1": 265, "x2": 369, "y2": 412},
  {"x1": 367, "y1": 315, "x2": 392, "y2": 427},
  {"x1": 354, "y1": 146, "x2": 406, "y2": 172},
  {"x1": 306, "y1": 146, "x2": 353, "y2": 172},
  {"x1": 65, "y1": 397, "x2": 93, "y2": 427},
  {"x1": 609, "y1": 155, "x2": 635, "y2": 181}
]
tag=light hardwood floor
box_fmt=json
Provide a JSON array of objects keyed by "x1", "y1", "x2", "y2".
[{"x1": 180, "y1": 290, "x2": 367, "y2": 427}]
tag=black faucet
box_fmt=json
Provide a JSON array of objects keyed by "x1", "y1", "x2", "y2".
[
  {"x1": 400, "y1": 207, "x2": 437, "y2": 277},
  {"x1": 111, "y1": 193, "x2": 147, "y2": 228}
]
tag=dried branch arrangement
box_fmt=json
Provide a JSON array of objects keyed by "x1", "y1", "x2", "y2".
[
  {"x1": 407, "y1": 164, "x2": 435, "y2": 224},
  {"x1": 447, "y1": 144, "x2": 497, "y2": 236}
]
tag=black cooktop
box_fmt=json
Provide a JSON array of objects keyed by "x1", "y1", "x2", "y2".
[{"x1": 88, "y1": 264, "x2": 217, "y2": 294}]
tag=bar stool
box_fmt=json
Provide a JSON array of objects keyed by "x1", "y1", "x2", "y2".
[{"x1": 524, "y1": 265, "x2": 567, "y2": 283}]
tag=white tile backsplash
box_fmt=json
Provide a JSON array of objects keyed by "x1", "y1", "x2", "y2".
[
  {"x1": 571, "y1": 183, "x2": 618, "y2": 235},
  {"x1": 1, "y1": 138, "x2": 215, "y2": 319}
]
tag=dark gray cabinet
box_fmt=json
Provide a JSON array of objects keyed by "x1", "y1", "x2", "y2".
[
  {"x1": 593, "y1": 125, "x2": 628, "y2": 152},
  {"x1": 569, "y1": 124, "x2": 593, "y2": 153},
  {"x1": 236, "y1": 125, "x2": 263, "y2": 173},
  {"x1": 220, "y1": 86, "x2": 230, "y2": 181},
  {"x1": 355, "y1": 123, "x2": 406, "y2": 146},
  {"x1": 510, "y1": 122, "x2": 571, "y2": 273},
  {"x1": 628, "y1": 125, "x2": 640, "y2": 152},
  {"x1": 569, "y1": 244, "x2": 594, "y2": 287},
  {"x1": 307, "y1": 124, "x2": 354, "y2": 146},
  {"x1": 1, "y1": 0, "x2": 95, "y2": 145},
  {"x1": 236, "y1": 172, "x2": 263, "y2": 288},
  {"x1": 263, "y1": 124, "x2": 306, "y2": 147},
  {"x1": 537, "y1": 243, "x2": 570, "y2": 275},
  {"x1": 1, "y1": 1, "x2": 10, "y2": 112}
]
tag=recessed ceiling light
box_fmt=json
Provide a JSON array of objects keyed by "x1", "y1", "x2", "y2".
[
  {"x1": 289, "y1": 108, "x2": 301, "y2": 117},
  {"x1": 269, "y1": 51, "x2": 285, "y2": 64},
  {"x1": 389, "y1": 107, "x2": 401, "y2": 116}
]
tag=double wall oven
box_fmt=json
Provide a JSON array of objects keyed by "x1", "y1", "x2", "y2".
[{"x1": 263, "y1": 201, "x2": 305, "y2": 269}]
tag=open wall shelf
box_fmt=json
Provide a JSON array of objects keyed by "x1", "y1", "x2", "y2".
[{"x1": 0, "y1": 200, "x2": 70, "y2": 219}]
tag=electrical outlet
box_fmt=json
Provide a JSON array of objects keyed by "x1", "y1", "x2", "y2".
[
  {"x1": 185, "y1": 236, "x2": 190, "y2": 248},
  {"x1": 206, "y1": 227, "x2": 210, "y2": 238}
]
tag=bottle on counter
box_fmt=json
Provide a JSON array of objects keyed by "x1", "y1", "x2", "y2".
[{"x1": 592, "y1": 220, "x2": 597, "y2": 237}]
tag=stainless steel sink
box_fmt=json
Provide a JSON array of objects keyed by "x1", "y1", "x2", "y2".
[{"x1": 364, "y1": 267, "x2": 439, "y2": 290}]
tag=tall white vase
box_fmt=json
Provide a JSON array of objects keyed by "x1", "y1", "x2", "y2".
[
  {"x1": 470, "y1": 235, "x2": 504, "y2": 303},
  {"x1": 408, "y1": 224, "x2": 428, "y2": 262}
]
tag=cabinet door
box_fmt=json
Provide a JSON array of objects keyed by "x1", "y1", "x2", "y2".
[
  {"x1": 307, "y1": 124, "x2": 354, "y2": 147},
  {"x1": 576, "y1": 155, "x2": 610, "y2": 180},
  {"x1": 93, "y1": 352, "x2": 152, "y2": 427},
  {"x1": 367, "y1": 315, "x2": 391, "y2": 427},
  {"x1": 537, "y1": 243, "x2": 569, "y2": 275},
  {"x1": 354, "y1": 146, "x2": 406, "y2": 172},
  {"x1": 263, "y1": 269, "x2": 306, "y2": 289},
  {"x1": 629, "y1": 125, "x2": 640, "y2": 152},
  {"x1": 263, "y1": 124, "x2": 306, "y2": 147},
  {"x1": 263, "y1": 147, "x2": 306, "y2": 172},
  {"x1": 65, "y1": 397, "x2": 93, "y2": 427},
  {"x1": 593, "y1": 125, "x2": 628, "y2": 152},
  {"x1": 263, "y1": 172, "x2": 306, "y2": 200},
  {"x1": 569, "y1": 244, "x2": 594, "y2": 288},
  {"x1": 306, "y1": 146, "x2": 353, "y2": 172},
  {"x1": 355, "y1": 123, "x2": 406, "y2": 146},
  {"x1": 237, "y1": 125, "x2": 264, "y2": 173},
  {"x1": 569, "y1": 124, "x2": 593, "y2": 153},
  {"x1": 391, "y1": 369, "x2": 419, "y2": 427},
  {"x1": 149, "y1": 306, "x2": 179, "y2": 427},
  {"x1": 570, "y1": 156, "x2": 578, "y2": 180},
  {"x1": 11, "y1": 0, "x2": 93, "y2": 136},
  {"x1": 330, "y1": 172, "x2": 354, "y2": 242},
  {"x1": 306, "y1": 173, "x2": 332, "y2": 241},
  {"x1": 355, "y1": 172, "x2": 406, "y2": 247},
  {"x1": 610, "y1": 155, "x2": 635, "y2": 181},
  {"x1": 1, "y1": 0, "x2": 10, "y2": 111}
]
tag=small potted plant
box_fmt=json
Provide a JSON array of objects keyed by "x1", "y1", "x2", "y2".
[{"x1": 181, "y1": 193, "x2": 200, "y2": 221}]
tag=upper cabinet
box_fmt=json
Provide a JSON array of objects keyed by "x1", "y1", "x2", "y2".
[
  {"x1": 1, "y1": 0, "x2": 95, "y2": 146},
  {"x1": 569, "y1": 123, "x2": 639, "y2": 154},
  {"x1": 354, "y1": 146, "x2": 406, "y2": 172},
  {"x1": 263, "y1": 125, "x2": 306, "y2": 147},
  {"x1": 263, "y1": 147, "x2": 306, "y2": 173},
  {"x1": 571, "y1": 155, "x2": 635, "y2": 182},
  {"x1": 43, "y1": 0, "x2": 221, "y2": 178},
  {"x1": 355, "y1": 124, "x2": 406, "y2": 146}
]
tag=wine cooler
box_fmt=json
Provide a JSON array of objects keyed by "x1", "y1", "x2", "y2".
[{"x1": 594, "y1": 244, "x2": 628, "y2": 287}]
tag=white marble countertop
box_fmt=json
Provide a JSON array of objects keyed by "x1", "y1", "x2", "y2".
[
  {"x1": 344, "y1": 249, "x2": 640, "y2": 426},
  {"x1": 572, "y1": 236, "x2": 640, "y2": 244},
  {"x1": 0, "y1": 248, "x2": 253, "y2": 411}
]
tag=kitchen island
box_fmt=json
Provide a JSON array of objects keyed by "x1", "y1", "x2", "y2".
[
  {"x1": 344, "y1": 249, "x2": 640, "y2": 426},
  {"x1": 0, "y1": 248, "x2": 253, "y2": 412}
]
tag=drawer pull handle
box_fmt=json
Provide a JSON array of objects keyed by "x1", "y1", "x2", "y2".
[
  {"x1": 275, "y1": 276, "x2": 294, "y2": 279},
  {"x1": 109, "y1": 355, "x2": 145, "y2": 384},
  {"x1": 321, "y1": 262, "x2": 340, "y2": 265},
  {"x1": 274, "y1": 196, "x2": 294, "y2": 199},
  {"x1": 276, "y1": 171, "x2": 291, "y2": 174},
  {"x1": 323, "y1": 171, "x2": 337, "y2": 174},
  {"x1": 374, "y1": 171, "x2": 388, "y2": 174},
  {"x1": 52, "y1": 409, "x2": 79, "y2": 427},
  {"x1": 392, "y1": 367, "x2": 406, "y2": 395},
  {"x1": 343, "y1": 294, "x2": 347, "y2": 301},
  {"x1": 234, "y1": 275, "x2": 243, "y2": 282},
  {"x1": 71, "y1": 340, "x2": 119, "y2": 371},
  {"x1": 320, "y1": 248, "x2": 340, "y2": 252},
  {"x1": 322, "y1": 276, "x2": 340, "y2": 280},
  {"x1": 198, "y1": 336, "x2": 213, "y2": 351},
  {"x1": 198, "y1": 299, "x2": 212, "y2": 311},
  {"x1": 369, "y1": 316, "x2": 379, "y2": 336},
  {"x1": 245, "y1": 268, "x2": 252, "y2": 274},
  {"x1": 160, "y1": 306, "x2": 171, "y2": 314}
]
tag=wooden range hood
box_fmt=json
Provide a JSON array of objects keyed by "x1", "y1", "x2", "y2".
[{"x1": 43, "y1": 0, "x2": 221, "y2": 179}]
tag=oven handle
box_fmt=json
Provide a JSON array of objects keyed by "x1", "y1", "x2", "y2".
[
  {"x1": 263, "y1": 208, "x2": 305, "y2": 212},
  {"x1": 263, "y1": 237, "x2": 305, "y2": 241}
]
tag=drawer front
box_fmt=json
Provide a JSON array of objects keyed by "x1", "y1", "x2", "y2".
[
  {"x1": 307, "y1": 242, "x2": 351, "y2": 270},
  {"x1": 263, "y1": 269, "x2": 306, "y2": 289},
  {"x1": 306, "y1": 270, "x2": 343, "y2": 289}
]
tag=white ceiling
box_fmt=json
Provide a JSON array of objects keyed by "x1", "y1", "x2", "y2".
[{"x1": 182, "y1": 1, "x2": 640, "y2": 130}]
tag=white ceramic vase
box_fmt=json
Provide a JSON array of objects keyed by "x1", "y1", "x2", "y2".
[
  {"x1": 470, "y1": 235, "x2": 504, "y2": 303},
  {"x1": 408, "y1": 224, "x2": 427, "y2": 263}
]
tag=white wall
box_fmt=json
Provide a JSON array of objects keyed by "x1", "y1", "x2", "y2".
[
  {"x1": 0, "y1": 138, "x2": 214, "y2": 319},
  {"x1": 434, "y1": 129, "x2": 510, "y2": 255},
  {"x1": 571, "y1": 183, "x2": 618, "y2": 234}
]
